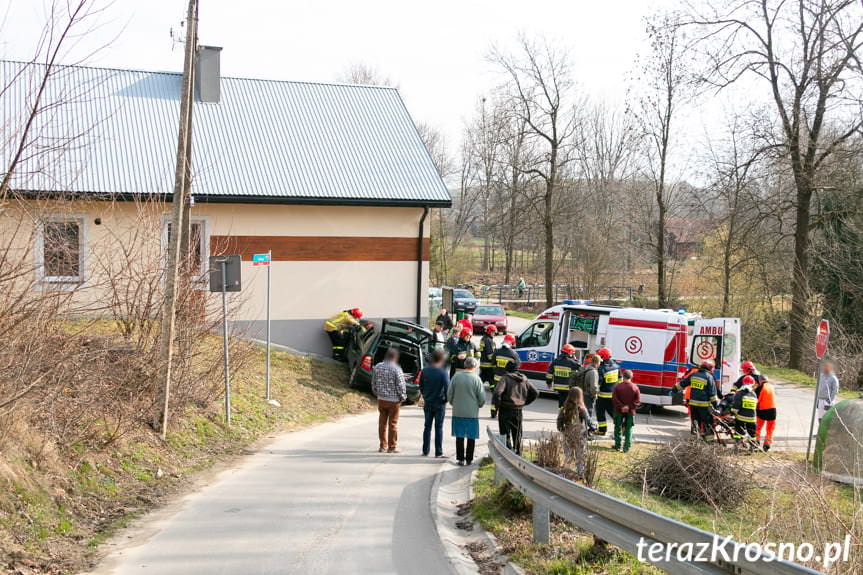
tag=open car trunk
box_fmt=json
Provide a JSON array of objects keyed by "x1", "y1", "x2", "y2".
[{"x1": 374, "y1": 337, "x2": 420, "y2": 382}]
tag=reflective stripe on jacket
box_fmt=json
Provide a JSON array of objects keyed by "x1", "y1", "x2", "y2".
[
  {"x1": 546, "y1": 355, "x2": 580, "y2": 391},
  {"x1": 492, "y1": 346, "x2": 520, "y2": 383},
  {"x1": 597, "y1": 359, "x2": 620, "y2": 398}
]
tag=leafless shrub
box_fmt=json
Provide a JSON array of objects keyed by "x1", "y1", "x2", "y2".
[{"x1": 631, "y1": 438, "x2": 751, "y2": 510}]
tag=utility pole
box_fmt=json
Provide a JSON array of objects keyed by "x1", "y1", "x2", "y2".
[{"x1": 154, "y1": 0, "x2": 198, "y2": 438}]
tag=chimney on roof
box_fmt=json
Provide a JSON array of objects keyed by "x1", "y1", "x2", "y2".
[{"x1": 195, "y1": 46, "x2": 222, "y2": 103}]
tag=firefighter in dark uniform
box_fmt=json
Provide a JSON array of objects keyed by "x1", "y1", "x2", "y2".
[
  {"x1": 674, "y1": 359, "x2": 720, "y2": 438},
  {"x1": 491, "y1": 334, "x2": 520, "y2": 419},
  {"x1": 730, "y1": 360, "x2": 765, "y2": 393},
  {"x1": 546, "y1": 344, "x2": 580, "y2": 408},
  {"x1": 725, "y1": 375, "x2": 759, "y2": 445},
  {"x1": 447, "y1": 327, "x2": 477, "y2": 377},
  {"x1": 594, "y1": 347, "x2": 620, "y2": 436},
  {"x1": 322, "y1": 307, "x2": 364, "y2": 361},
  {"x1": 479, "y1": 325, "x2": 497, "y2": 388}
]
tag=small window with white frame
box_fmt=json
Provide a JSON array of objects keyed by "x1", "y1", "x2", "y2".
[
  {"x1": 161, "y1": 216, "x2": 210, "y2": 288},
  {"x1": 38, "y1": 215, "x2": 85, "y2": 284}
]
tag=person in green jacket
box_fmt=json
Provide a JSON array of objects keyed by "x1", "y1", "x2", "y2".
[{"x1": 447, "y1": 357, "x2": 485, "y2": 466}]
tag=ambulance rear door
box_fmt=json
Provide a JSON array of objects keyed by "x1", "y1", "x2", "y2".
[{"x1": 691, "y1": 318, "x2": 741, "y2": 395}]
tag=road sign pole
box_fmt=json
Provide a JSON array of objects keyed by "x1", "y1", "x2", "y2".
[
  {"x1": 805, "y1": 319, "x2": 830, "y2": 463},
  {"x1": 221, "y1": 259, "x2": 231, "y2": 425},
  {"x1": 265, "y1": 250, "x2": 271, "y2": 401}
]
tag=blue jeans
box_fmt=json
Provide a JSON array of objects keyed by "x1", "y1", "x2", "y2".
[{"x1": 423, "y1": 402, "x2": 446, "y2": 456}]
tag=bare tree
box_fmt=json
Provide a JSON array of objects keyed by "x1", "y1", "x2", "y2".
[
  {"x1": 491, "y1": 35, "x2": 580, "y2": 307},
  {"x1": 634, "y1": 13, "x2": 693, "y2": 308},
  {"x1": 335, "y1": 61, "x2": 397, "y2": 87},
  {"x1": 700, "y1": 114, "x2": 766, "y2": 315},
  {"x1": 687, "y1": 0, "x2": 863, "y2": 368}
]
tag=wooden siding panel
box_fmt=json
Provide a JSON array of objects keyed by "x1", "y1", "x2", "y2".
[{"x1": 211, "y1": 236, "x2": 430, "y2": 262}]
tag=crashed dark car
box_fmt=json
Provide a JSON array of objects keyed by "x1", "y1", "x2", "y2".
[{"x1": 345, "y1": 319, "x2": 434, "y2": 404}]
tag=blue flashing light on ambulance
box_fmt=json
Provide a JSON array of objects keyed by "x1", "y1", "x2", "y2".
[{"x1": 512, "y1": 301, "x2": 741, "y2": 407}]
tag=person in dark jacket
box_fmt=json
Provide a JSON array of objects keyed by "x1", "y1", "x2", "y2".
[
  {"x1": 546, "y1": 344, "x2": 580, "y2": 408},
  {"x1": 435, "y1": 308, "x2": 454, "y2": 331},
  {"x1": 447, "y1": 327, "x2": 477, "y2": 377},
  {"x1": 492, "y1": 361, "x2": 538, "y2": 455},
  {"x1": 674, "y1": 359, "x2": 720, "y2": 438},
  {"x1": 478, "y1": 325, "x2": 497, "y2": 387},
  {"x1": 612, "y1": 370, "x2": 640, "y2": 452},
  {"x1": 595, "y1": 347, "x2": 620, "y2": 436},
  {"x1": 490, "y1": 334, "x2": 520, "y2": 418},
  {"x1": 719, "y1": 374, "x2": 758, "y2": 445},
  {"x1": 419, "y1": 348, "x2": 450, "y2": 458}
]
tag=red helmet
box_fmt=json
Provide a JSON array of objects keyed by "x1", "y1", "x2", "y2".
[
  {"x1": 503, "y1": 334, "x2": 516, "y2": 346},
  {"x1": 741, "y1": 360, "x2": 756, "y2": 375},
  {"x1": 484, "y1": 325, "x2": 497, "y2": 335},
  {"x1": 583, "y1": 353, "x2": 595, "y2": 366},
  {"x1": 742, "y1": 375, "x2": 756, "y2": 387},
  {"x1": 596, "y1": 347, "x2": 611, "y2": 361},
  {"x1": 700, "y1": 359, "x2": 715, "y2": 371},
  {"x1": 460, "y1": 327, "x2": 473, "y2": 339},
  {"x1": 350, "y1": 307, "x2": 363, "y2": 319},
  {"x1": 561, "y1": 344, "x2": 576, "y2": 356}
]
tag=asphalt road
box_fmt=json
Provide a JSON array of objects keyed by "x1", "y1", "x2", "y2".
[{"x1": 90, "y1": 411, "x2": 454, "y2": 575}]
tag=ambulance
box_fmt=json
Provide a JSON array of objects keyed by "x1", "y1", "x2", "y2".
[{"x1": 512, "y1": 300, "x2": 741, "y2": 407}]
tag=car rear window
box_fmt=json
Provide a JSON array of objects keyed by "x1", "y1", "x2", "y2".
[
  {"x1": 475, "y1": 306, "x2": 503, "y2": 315},
  {"x1": 454, "y1": 289, "x2": 474, "y2": 298},
  {"x1": 383, "y1": 321, "x2": 431, "y2": 347}
]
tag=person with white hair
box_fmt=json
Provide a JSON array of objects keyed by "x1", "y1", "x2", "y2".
[{"x1": 447, "y1": 356, "x2": 485, "y2": 466}]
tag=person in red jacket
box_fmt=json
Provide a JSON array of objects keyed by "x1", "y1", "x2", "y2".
[{"x1": 612, "y1": 369, "x2": 640, "y2": 453}]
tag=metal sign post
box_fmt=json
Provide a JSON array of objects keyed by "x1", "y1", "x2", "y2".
[
  {"x1": 253, "y1": 252, "x2": 272, "y2": 400},
  {"x1": 805, "y1": 319, "x2": 830, "y2": 463},
  {"x1": 210, "y1": 255, "x2": 241, "y2": 425}
]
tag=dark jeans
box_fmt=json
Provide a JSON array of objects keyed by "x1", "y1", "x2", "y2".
[
  {"x1": 595, "y1": 397, "x2": 614, "y2": 435},
  {"x1": 422, "y1": 402, "x2": 445, "y2": 456},
  {"x1": 498, "y1": 407, "x2": 524, "y2": 455},
  {"x1": 455, "y1": 438, "x2": 476, "y2": 463},
  {"x1": 326, "y1": 330, "x2": 348, "y2": 360}
]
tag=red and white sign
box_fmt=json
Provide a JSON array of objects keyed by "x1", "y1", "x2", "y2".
[
  {"x1": 815, "y1": 319, "x2": 830, "y2": 359},
  {"x1": 624, "y1": 336, "x2": 643, "y2": 354},
  {"x1": 697, "y1": 340, "x2": 716, "y2": 360}
]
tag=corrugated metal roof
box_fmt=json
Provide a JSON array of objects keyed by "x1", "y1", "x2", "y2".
[{"x1": 0, "y1": 60, "x2": 451, "y2": 206}]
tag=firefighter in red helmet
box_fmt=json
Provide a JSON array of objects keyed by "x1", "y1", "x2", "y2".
[
  {"x1": 594, "y1": 347, "x2": 620, "y2": 435},
  {"x1": 491, "y1": 334, "x2": 520, "y2": 418},
  {"x1": 730, "y1": 360, "x2": 765, "y2": 393},
  {"x1": 547, "y1": 344, "x2": 580, "y2": 408},
  {"x1": 479, "y1": 325, "x2": 498, "y2": 391},
  {"x1": 323, "y1": 307, "x2": 365, "y2": 361},
  {"x1": 674, "y1": 359, "x2": 720, "y2": 439}
]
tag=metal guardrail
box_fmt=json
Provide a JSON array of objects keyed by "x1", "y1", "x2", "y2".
[{"x1": 486, "y1": 428, "x2": 822, "y2": 575}]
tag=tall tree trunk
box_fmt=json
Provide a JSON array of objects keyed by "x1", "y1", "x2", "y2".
[
  {"x1": 656, "y1": 194, "x2": 667, "y2": 308},
  {"x1": 544, "y1": 183, "x2": 555, "y2": 308},
  {"x1": 788, "y1": 185, "x2": 812, "y2": 369}
]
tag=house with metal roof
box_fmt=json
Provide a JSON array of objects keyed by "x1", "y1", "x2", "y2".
[{"x1": 0, "y1": 49, "x2": 450, "y2": 355}]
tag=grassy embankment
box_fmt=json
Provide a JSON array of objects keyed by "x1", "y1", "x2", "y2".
[
  {"x1": 471, "y1": 445, "x2": 861, "y2": 575},
  {"x1": 0, "y1": 339, "x2": 373, "y2": 575}
]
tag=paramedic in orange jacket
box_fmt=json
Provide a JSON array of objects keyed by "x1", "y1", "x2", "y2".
[{"x1": 754, "y1": 376, "x2": 777, "y2": 451}]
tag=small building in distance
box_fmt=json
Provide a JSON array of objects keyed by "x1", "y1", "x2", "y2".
[{"x1": 0, "y1": 49, "x2": 450, "y2": 355}]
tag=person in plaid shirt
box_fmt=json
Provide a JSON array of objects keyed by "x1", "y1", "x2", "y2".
[{"x1": 372, "y1": 348, "x2": 407, "y2": 453}]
